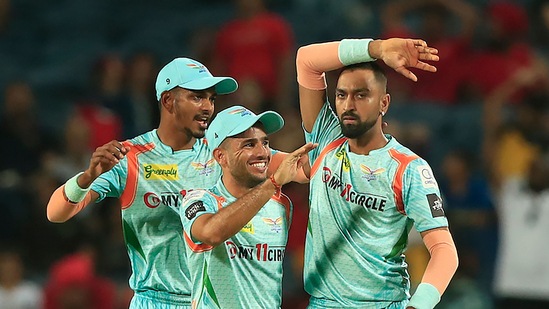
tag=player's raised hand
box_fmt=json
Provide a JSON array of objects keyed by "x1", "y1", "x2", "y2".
[
  {"x1": 85, "y1": 140, "x2": 129, "y2": 181},
  {"x1": 273, "y1": 142, "x2": 317, "y2": 186},
  {"x1": 371, "y1": 38, "x2": 439, "y2": 82}
]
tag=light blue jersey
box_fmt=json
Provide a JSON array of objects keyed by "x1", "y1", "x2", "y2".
[
  {"x1": 303, "y1": 104, "x2": 448, "y2": 308},
  {"x1": 175, "y1": 179, "x2": 292, "y2": 309},
  {"x1": 90, "y1": 129, "x2": 221, "y2": 307}
]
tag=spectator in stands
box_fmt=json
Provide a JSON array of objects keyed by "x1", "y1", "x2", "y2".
[
  {"x1": 492, "y1": 152, "x2": 549, "y2": 309},
  {"x1": 465, "y1": 1, "x2": 541, "y2": 103},
  {"x1": 0, "y1": 246, "x2": 43, "y2": 309},
  {"x1": 381, "y1": 0, "x2": 478, "y2": 104},
  {"x1": 212, "y1": 0, "x2": 295, "y2": 111},
  {"x1": 125, "y1": 51, "x2": 159, "y2": 135}
]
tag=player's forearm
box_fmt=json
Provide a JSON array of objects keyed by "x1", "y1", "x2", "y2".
[
  {"x1": 408, "y1": 228, "x2": 458, "y2": 309},
  {"x1": 296, "y1": 42, "x2": 342, "y2": 90},
  {"x1": 46, "y1": 186, "x2": 93, "y2": 222},
  {"x1": 198, "y1": 179, "x2": 278, "y2": 247}
]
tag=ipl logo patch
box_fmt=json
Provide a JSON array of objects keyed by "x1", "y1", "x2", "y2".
[
  {"x1": 426, "y1": 194, "x2": 445, "y2": 218},
  {"x1": 228, "y1": 107, "x2": 252, "y2": 117},
  {"x1": 186, "y1": 63, "x2": 207, "y2": 73}
]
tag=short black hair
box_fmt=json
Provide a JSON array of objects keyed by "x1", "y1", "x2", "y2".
[{"x1": 340, "y1": 62, "x2": 387, "y2": 91}]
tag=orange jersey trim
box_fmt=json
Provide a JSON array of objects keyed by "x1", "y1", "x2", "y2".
[
  {"x1": 120, "y1": 141, "x2": 155, "y2": 209},
  {"x1": 310, "y1": 138, "x2": 347, "y2": 178},
  {"x1": 389, "y1": 148, "x2": 419, "y2": 215},
  {"x1": 271, "y1": 192, "x2": 292, "y2": 223}
]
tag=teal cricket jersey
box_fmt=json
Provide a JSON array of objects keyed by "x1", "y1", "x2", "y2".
[
  {"x1": 303, "y1": 104, "x2": 448, "y2": 308},
  {"x1": 90, "y1": 129, "x2": 221, "y2": 306},
  {"x1": 176, "y1": 178, "x2": 292, "y2": 309}
]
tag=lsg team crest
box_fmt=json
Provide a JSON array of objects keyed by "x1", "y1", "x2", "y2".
[
  {"x1": 360, "y1": 165, "x2": 385, "y2": 181},
  {"x1": 191, "y1": 158, "x2": 216, "y2": 176},
  {"x1": 263, "y1": 217, "x2": 283, "y2": 233}
]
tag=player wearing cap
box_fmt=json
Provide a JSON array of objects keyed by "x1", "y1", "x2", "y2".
[
  {"x1": 45, "y1": 58, "x2": 304, "y2": 308},
  {"x1": 170, "y1": 106, "x2": 315, "y2": 308}
]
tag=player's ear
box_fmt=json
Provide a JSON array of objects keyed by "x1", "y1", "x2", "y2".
[
  {"x1": 380, "y1": 93, "x2": 390, "y2": 116},
  {"x1": 160, "y1": 91, "x2": 174, "y2": 113},
  {"x1": 213, "y1": 148, "x2": 225, "y2": 165}
]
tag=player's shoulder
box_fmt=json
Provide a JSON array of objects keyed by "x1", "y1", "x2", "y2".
[
  {"x1": 387, "y1": 137, "x2": 426, "y2": 162},
  {"x1": 182, "y1": 189, "x2": 213, "y2": 202},
  {"x1": 123, "y1": 130, "x2": 156, "y2": 148},
  {"x1": 271, "y1": 192, "x2": 292, "y2": 208}
]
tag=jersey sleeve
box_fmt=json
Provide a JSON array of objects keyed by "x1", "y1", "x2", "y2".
[
  {"x1": 304, "y1": 102, "x2": 343, "y2": 164},
  {"x1": 90, "y1": 159, "x2": 128, "y2": 202},
  {"x1": 179, "y1": 189, "x2": 219, "y2": 244},
  {"x1": 402, "y1": 158, "x2": 449, "y2": 232}
]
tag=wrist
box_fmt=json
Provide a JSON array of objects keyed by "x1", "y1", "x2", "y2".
[
  {"x1": 367, "y1": 39, "x2": 383, "y2": 60},
  {"x1": 338, "y1": 39, "x2": 377, "y2": 66},
  {"x1": 407, "y1": 283, "x2": 441, "y2": 309},
  {"x1": 64, "y1": 172, "x2": 91, "y2": 203},
  {"x1": 269, "y1": 175, "x2": 282, "y2": 196}
]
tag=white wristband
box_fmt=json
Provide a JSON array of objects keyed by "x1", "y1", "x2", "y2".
[
  {"x1": 64, "y1": 172, "x2": 90, "y2": 203},
  {"x1": 338, "y1": 39, "x2": 377, "y2": 65}
]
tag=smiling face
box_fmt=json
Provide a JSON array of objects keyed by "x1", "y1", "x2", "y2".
[
  {"x1": 217, "y1": 124, "x2": 271, "y2": 189},
  {"x1": 335, "y1": 64, "x2": 389, "y2": 139},
  {"x1": 168, "y1": 86, "x2": 217, "y2": 139}
]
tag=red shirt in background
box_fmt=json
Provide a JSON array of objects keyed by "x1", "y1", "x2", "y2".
[{"x1": 214, "y1": 12, "x2": 294, "y2": 99}]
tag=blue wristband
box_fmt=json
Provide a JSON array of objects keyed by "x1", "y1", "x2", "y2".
[
  {"x1": 338, "y1": 39, "x2": 377, "y2": 65},
  {"x1": 64, "y1": 172, "x2": 90, "y2": 203},
  {"x1": 407, "y1": 283, "x2": 441, "y2": 309}
]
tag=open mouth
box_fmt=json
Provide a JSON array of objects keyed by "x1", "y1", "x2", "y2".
[
  {"x1": 196, "y1": 116, "x2": 210, "y2": 129},
  {"x1": 250, "y1": 161, "x2": 268, "y2": 173}
]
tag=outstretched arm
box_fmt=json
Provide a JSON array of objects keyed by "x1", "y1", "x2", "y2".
[
  {"x1": 191, "y1": 143, "x2": 317, "y2": 247},
  {"x1": 296, "y1": 38, "x2": 439, "y2": 132}
]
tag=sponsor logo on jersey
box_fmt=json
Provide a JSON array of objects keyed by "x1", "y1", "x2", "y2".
[
  {"x1": 241, "y1": 222, "x2": 255, "y2": 234},
  {"x1": 191, "y1": 158, "x2": 216, "y2": 176},
  {"x1": 143, "y1": 164, "x2": 178, "y2": 180},
  {"x1": 360, "y1": 165, "x2": 385, "y2": 181},
  {"x1": 226, "y1": 241, "x2": 285, "y2": 262},
  {"x1": 418, "y1": 165, "x2": 438, "y2": 189},
  {"x1": 334, "y1": 148, "x2": 351, "y2": 172},
  {"x1": 322, "y1": 167, "x2": 387, "y2": 212},
  {"x1": 185, "y1": 201, "x2": 206, "y2": 220},
  {"x1": 262, "y1": 217, "x2": 283, "y2": 233},
  {"x1": 143, "y1": 191, "x2": 180, "y2": 209},
  {"x1": 426, "y1": 194, "x2": 445, "y2": 218}
]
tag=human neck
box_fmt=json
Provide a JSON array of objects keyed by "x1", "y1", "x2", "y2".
[
  {"x1": 222, "y1": 175, "x2": 258, "y2": 198},
  {"x1": 156, "y1": 122, "x2": 196, "y2": 151},
  {"x1": 347, "y1": 128, "x2": 388, "y2": 155}
]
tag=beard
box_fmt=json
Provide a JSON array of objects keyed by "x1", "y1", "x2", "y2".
[
  {"x1": 229, "y1": 159, "x2": 267, "y2": 188},
  {"x1": 339, "y1": 112, "x2": 377, "y2": 138}
]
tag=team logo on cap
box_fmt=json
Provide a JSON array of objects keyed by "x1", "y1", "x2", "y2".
[
  {"x1": 228, "y1": 108, "x2": 252, "y2": 116},
  {"x1": 186, "y1": 63, "x2": 206, "y2": 73}
]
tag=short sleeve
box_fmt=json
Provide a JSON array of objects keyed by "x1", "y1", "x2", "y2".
[
  {"x1": 179, "y1": 189, "x2": 219, "y2": 244},
  {"x1": 402, "y1": 158, "x2": 449, "y2": 232}
]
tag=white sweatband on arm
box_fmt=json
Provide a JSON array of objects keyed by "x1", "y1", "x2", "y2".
[
  {"x1": 407, "y1": 283, "x2": 441, "y2": 309},
  {"x1": 338, "y1": 39, "x2": 377, "y2": 65},
  {"x1": 64, "y1": 172, "x2": 91, "y2": 203}
]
